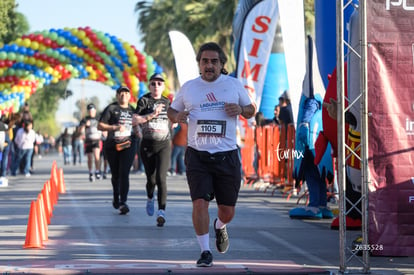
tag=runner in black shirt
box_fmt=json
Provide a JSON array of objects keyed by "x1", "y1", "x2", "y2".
[
  {"x1": 136, "y1": 73, "x2": 171, "y2": 226},
  {"x1": 98, "y1": 86, "x2": 163, "y2": 215}
]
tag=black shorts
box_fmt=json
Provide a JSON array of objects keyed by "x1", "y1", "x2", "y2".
[
  {"x1": 185, "y1": 147, "x2": 241, "y2": 206},
  {"x1": 85, "y1": 140, "x2": 100, "y2": 153}
]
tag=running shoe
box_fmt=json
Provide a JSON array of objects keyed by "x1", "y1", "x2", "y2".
[
  {"x1": 112, "y1": 200, "x2": 119, "y2": 209},
  {"x1": 89, "y1": 173, "x2": 94, "y2": 182},
  {"x1": 119, "y1": 203, "x2": 130, "y2": 215},
  {"x1": 146, "y1": 197, "x2": 154, "y2": 216},
  {"x1": 95, "y1": 171, "x2": 101, "y2": 180},
  {"x1": 214, "y1": 218, "x2": 229, "y2": 253},
  {"x1": 196, "y1": 250, "x2": 213, "y2": 267},
  {"x1": 156, "y1": 210, "x2": 166, "y2": 227}
]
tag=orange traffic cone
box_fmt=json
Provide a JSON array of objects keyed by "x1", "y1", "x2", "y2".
[
  {"x1": 42, "y1": 184, "x2": 53, "y2": 223},
  {"x1": 47, "y1": 178, "x2": 58, "y2": 206},
  {"x1": 51, "y1": 162, "x2": 58, "y2": 187},
  {"x1": 58, "y1": 168, "x2": 66, "y2": 194},
  {"x1": 23, "y1": 201, "x2": 44, "y2": 248},
  {"x1": 37, "y1": 194, "x2": 48, "y2": 241}
]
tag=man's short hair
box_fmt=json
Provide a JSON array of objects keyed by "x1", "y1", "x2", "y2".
[{"x1": 196, "y1": 42, "x2": 227, "y2": 66}]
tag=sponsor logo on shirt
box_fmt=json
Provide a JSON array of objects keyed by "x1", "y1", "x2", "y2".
[{"x1": 200, "y1": 92, "x2": 225, "y2": 111}]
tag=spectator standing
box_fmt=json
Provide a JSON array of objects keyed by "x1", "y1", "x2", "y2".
[
  {"x1": 57, "y1": 128, "x2": 73, "y2": 165},
  {"x1": 11, "y1": 120, "x2": 36, "y2": 177},
  {"x1": 278, "y1": 90, "x2": 294, "y2": 128},
  {"x1": 0, "y1": 116, "x2": 8, "y2": 184},
  {"x1": 34, "y1": 131, "x2": 44, "y2": 158},
  {"x1": 72, "y1": 126, "x2": 84, "y2": 165},
  {"x1": 135, "y1": 73, "x2": 172, "y2": 227},
  {"x1": 169, "y1": 122, "x2": 187, "y2": 176},
  {"x1": 272, "y1": 104, "x2": 281, "y2": 125}
]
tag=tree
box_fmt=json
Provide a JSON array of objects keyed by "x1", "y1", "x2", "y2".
[
  {"x1": 73, "y1": 95, "x2": 101, "y2": 121},
  {"x1": 135, "y1": 1, "x2": 315, "y2": 90},
  {"x1": 135, "y1": 0, "x2": 237, "y2": 89},
  {"x1": 28, "y1": 80, "x2": 72, "y2": 136},
  {"x1": 304, "y1": 0, "x2": 315, "y2": 36},
  {"x1": 0, "y1": 0, "x2": 29, "y2": 45}
]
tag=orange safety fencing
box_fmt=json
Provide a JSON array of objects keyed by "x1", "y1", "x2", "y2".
[{"x1": 241, "y1": 124, "x2": 296, "y2": 195}]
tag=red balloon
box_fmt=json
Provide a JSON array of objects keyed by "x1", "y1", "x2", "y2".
[
  {"x1": 44, "y1": 38, "x2": 52, "y2": 46},
  {"x1": 36, "y1": 34, "x2": 44, "y2": 42}
]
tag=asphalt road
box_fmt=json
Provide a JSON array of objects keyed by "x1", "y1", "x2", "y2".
[{"x1": 0, "y1": 152, "x2": 412, "y2": 274}]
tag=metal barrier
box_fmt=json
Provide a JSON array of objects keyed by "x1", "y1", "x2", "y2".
[{"x1": 241, "y1": 124, "x2": 296, "y2": 196}]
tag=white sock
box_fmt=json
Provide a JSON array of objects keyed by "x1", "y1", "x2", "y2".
[
  {"x1": 215, "y1": 218, "x2": 226, "y2": 229},
  {"x1": 196, "y1": 233, "x2": 210, "y2": 252}
]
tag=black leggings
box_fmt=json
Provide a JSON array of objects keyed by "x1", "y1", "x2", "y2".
[
  {"x1": 105, "y1": 140, "x2": 136, "y2": 204},
  {"x1": 140, "y1": 139, "x2": 171, "y2": 210}
]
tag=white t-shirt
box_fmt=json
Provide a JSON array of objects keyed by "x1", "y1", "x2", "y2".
[{"x1": 171, "y1": 74, "x2": 253, "y2": 154}]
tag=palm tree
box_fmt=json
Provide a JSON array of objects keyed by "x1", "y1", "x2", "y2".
[
  {"x1": 135, "y1": 0, "x2": 314, "y2": 89},
  {"x1": 135, "y1": 0, "x2": 237, "y2": 89}
]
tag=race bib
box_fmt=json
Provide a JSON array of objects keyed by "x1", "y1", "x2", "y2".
[
  {"x1": 196, "y1": 120, "x2": 226, "y2": 137},
  {"x1": 114, "y1": 124, "x2": 132, "y2": 138}
]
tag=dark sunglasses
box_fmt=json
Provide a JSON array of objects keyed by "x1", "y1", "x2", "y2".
[{"x1": 150, "y1": 81, "x2": 164, "y2": 87}]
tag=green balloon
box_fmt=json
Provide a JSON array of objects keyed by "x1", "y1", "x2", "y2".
[
  {"x1": 0, "y1": 52, "x2": 7, "y2": 60},
  {"x1": 16, "y1": 70, "x2": 24, "y2": 77},
  {"x1": 49, "y1": 32, "x2": 58, "y2": 40},
  {"x1": 7, "y1": 68, "x2": 15, "y2": 76},
  {"x1": 7, "y1": 52, "x2": 16, "y2": 61},
  {"x1": 16, "y1": 54, "x2": 25, "y2": 62},
  {"x1": 107, "y1": 44, "x2": 115, "y2": 53},
  {"x1": 58, "y1": 55, "x2": 66, "y2": 62},
  {"x1": 52, "y1": 51, "x2": 59, "y2": 59},
  {"x1": 57, "y1": 37, "x2": 66, "y2": 46}
]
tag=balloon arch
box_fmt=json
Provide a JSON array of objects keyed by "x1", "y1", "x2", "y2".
[{"x1": 0, "y1": 26, "x2": 169, "y2": 115}]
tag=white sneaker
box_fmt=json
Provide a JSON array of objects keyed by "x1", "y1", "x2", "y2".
[
  {"x1": 25, "y1": 173, "x2": 31, "y2": 177},
  {"x1": 0, "y1": 177, "x2": 8, "y2": 187},
  {"x1": 156, "y1": 210, "x2": 166, "y2": 227}
]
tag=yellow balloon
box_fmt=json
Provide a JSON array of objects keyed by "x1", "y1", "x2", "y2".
[
  {"x1": 31, "y1": 41, "x2": 39, "y2": 50},
  {"x1": 35, "y1": 59, "x2": 43, "y2": 67},
  {"x1": 23, "y1": 38, "x2": 31, "y2": 48},
  {"x1": 15, "y1": 38, "x2": 23, "y2": 46},
  {"x1": 78, "y1": 30, "x2": 86, "y2": 39},
  {"x1": 44, "y1": 66, "x2": 53, "y2": 74},
  {"x1": 83, "y1": 37, "x2": 91, "y2": 47},
  {"x1": 96, "y1": 63, "x2": 105, "y2": 72},
  {"x1": 88, "y1": 72, "x2": 97, "y2": 80},
  {"x1": 76, "y1": 48, "x2": 84, "y2": 57},
  {"x1": 129, "y1": 55, "x2": 138, "y2": 65}
]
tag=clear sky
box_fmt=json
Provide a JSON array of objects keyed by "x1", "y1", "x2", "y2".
[{"x1": 15, "y1": 0, "x2": 145, "y2": 125}]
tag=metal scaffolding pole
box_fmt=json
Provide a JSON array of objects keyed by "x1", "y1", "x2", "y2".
[
  {"x1": 335, "y1": 0, "x2": 347, "y2": 271},
  {"x1": 336, "y1": 0, "x2": 370, "y2": 273},
  {"x1": 359, "y1": 0, "x2": 370, "y2": 272}
]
